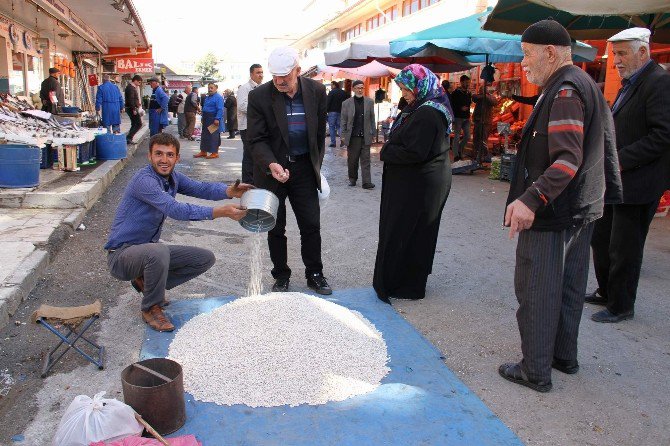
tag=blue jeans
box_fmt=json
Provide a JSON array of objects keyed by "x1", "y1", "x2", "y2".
[{"x1": 327, "y1": 112, "x2": 341, "y2": 146}]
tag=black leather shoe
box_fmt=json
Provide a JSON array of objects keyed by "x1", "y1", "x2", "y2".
[
  {"x1": 591, "y1": 308, "x2": 634, "y2": 323},
  {"x1": 362, "y1": 183, "x2": 375, "y2": 190},
  {"x1": 585, "y1": 289, "x2": 607, "y2": 305},
  {"x1": 348, "y1": 180, "x2": 356, "y2": 186},
  {"x1": 272, "y1": 278, "x2": 290, "y2": 292},
  {"x1": 552, "y1": 357, "x2": 579, "y2": 374},
  {"x1": 307, "y1": 273, "x2": 332, "y2": 295},
  {"x1": 498, "y1": 362, "x2": 552, "y2": 393}
]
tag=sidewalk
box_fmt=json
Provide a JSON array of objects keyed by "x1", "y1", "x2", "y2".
[{"x1": 0, "y1": 115, "x2": 149, "y2": 329}]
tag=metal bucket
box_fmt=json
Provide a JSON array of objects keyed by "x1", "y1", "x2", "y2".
[
  {"x1": 239, "y1": 189, "x2": 279, "y2": 233},
  {"x1": 121, "y1": 358, "x2": 186, "y2": 435}
]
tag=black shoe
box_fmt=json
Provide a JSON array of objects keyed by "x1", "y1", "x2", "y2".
[
  {"x1": 498, "y1": 362, "x2": 552, "y2": 393},
  {"x1": 348, "y1": 180, "x2": 356, "y2": 186},
  {"x1": 307, "y1": 273, "x2": 332, "y2": 295},
  {"x1": 454, "y1": 156, "x2": 462, "y2": 161},
  {"x1": 272, "y1": 278, "x2": 290, "y2": 292},
  {"x1": 585, "y1": 289, "x2": 607, "y2": 305},
  {"x1": 591, "y1": 308, "x2": 634, "y2": 323},
  {"x1": 552, "y1": 357, "x2": 579, "y2": 374},
  {"x1": 329, "y1": 143, "x2": 336, "y2": 148},
  {"x1": 227, "y1": 135, "x2": 235, "y2": 139},
  {"x1": 362, "y1": 183, "x2": 375, "y2": 190}
]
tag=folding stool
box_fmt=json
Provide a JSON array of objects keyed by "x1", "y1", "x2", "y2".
[{"x1": 31, "y1": 300, "x2": 105, "y2": 378}]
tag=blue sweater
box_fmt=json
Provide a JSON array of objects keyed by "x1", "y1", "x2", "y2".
[{"x1": 105, "y1": 165, "x2": 229, "y2": 250}]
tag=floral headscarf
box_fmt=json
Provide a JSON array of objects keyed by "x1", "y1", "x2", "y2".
[{"x1": 391, "y1": 64, "x2": 453, "y2": 134}]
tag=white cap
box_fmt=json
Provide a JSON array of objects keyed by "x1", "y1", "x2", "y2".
[
  {"x1": 268, "y1": 47, "x2": 299, "y2": 76},
  {"x1": 608, "y1": 27, "x2": 651, "y2": 43}
]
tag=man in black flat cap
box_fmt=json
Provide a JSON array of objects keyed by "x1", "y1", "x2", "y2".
[
  {"x1": 40, "y1": 67, "x2": 64, "y2": 114},
  {"x1": 499, "y1": 20, "x2": 622, "y2": 392}
]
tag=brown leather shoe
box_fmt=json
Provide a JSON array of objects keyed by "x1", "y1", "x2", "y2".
[
  {"x1": 131, "y1": 276, "x2": 144, "y2": 293},
  {"x1": 205, "y1": 153, "x2": 219, "y2": 159},
  {"x1": 141, "y1": 305, "x2": 175, "y2": 332},
  {"x1": 193, "y1": 151, "x2": 207, "y2": 158}
]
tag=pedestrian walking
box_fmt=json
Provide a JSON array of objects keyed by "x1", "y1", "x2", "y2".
[
  {"x1": 105, "y1": 133, "x2": 251, "y2": 332},
  {"x1": 237, "y1": 63, "x2": 264, "y2": 184},
  {"x1": 95, "y1": 74, "x2": 124, "y2": 133},
  {"x1": 373, "y1": 64, "x2": 453, "y2": 303},
  {"x1": 124, "y1": 75, "x2": 143, "y2": 144},
  {"x1": 326, "y1": 81, "x2": 350, "y2": 148},
  {"x1": 148, "y1": 77, "x2": 169, "y2": 136},
  {"x1": 341, "y1": 80, "x2": 375, "y2": 189},
  {"x1": 224, "y1": 89, "x2": 238, "y2": 139},
  {"x1": 194, "y1": 83, "x2": 224, "y2": 159},
  {"x1": 177, "y1": 86, "x2": 190, "y2": 138},
  {"x1": 587, "y1": 28, "x2": 670, "y2": 323},
  {"x1": 450, "y1": 75, "x2": 472, "y2": 161},
  {"x1": 499, "y1": 20, "x2": 622, "y2": 392},
  {"x1": 183, "y1": 86, "x2": 200, "y2": 141},
  {"x1": 247, "y1": 46, "x2": 331, "y2": 295}
]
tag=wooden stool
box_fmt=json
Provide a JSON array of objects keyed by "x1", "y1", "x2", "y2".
[{"x1": 32, "y1": 300, "x2": 104, "y2": 378}]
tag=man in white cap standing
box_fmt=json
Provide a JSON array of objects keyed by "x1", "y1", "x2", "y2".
[
  {"x1": 247, "y1": 47, "x2": 331, "y2": 295},
  {"x1": 586, "y1": 27, "x2": 670, "y2": 323}
]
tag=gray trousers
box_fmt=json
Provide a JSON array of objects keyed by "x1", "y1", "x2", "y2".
[
  {"x1": 177, "y1": 113, "x2": 186, "y2": 136},
  {"x1": 514, "y1": 223, "x2": 594, "y2": 383},
  {"x1": 451, "y1": 117, "x2": 471, "y2": 157},
  {"x1": 347, "y1": 136, "x2": 372, "y2": 184},
  {"x1": 107, "y1": 243, "x2": 215, "y2": 311}
]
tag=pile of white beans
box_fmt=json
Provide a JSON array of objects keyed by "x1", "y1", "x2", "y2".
[{"x1": 168, "y1": 292, "x2": 390, "y2": 407}]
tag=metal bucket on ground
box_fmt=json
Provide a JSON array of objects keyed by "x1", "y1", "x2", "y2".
[
  {"x1": 239, "y1": 189, "x2": 279, "y2": 232},
  {"x1": 121, "y1": 358, "x2": 186, "y2": 435}
]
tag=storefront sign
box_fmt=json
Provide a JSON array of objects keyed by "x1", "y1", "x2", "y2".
[{"x1": 116, "y1": 58, "x2": 154, "y2": 74}]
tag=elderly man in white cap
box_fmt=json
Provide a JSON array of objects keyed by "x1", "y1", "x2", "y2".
[
  {"x1": 246, "y1": 47, "x2": 331, "y2": 295},
  {"x1": 586, "y1": 28, "x2": 670, "y2": 323}
]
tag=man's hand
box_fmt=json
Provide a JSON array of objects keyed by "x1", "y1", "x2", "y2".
[
  {"x1": 213, "y1": 204, "x2": 247, "y2": 221},
  {"x1": 269, "y1": 162, "x2": 290, "y2": 183},
  {"x1": 504, "y1": 199, "x2": 535, "y2": 240},
  {"x1": 213, "y1": 119, "x2": 220, "y2": 126},
  {"x1": 157, "y1": 108, "x2": 162, "y2": 114},
  {"x1": 226, "y1": 181, "x2": 255, "y2": 198}
]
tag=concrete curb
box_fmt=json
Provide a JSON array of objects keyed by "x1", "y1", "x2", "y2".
[{"x1": 0, "y1": 126, "x2": 149, "y2": 330}]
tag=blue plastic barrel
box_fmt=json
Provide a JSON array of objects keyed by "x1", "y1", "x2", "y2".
[
  {"x1": 0, "y1": 145, "x2": 41, "y2": 188},
  {"x1": 95, "y1": 133, "x2": 127, "y2": 160}
]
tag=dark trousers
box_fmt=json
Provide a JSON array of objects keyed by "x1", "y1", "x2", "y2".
[
  {"x1": 591, "y1": 201, "x2": 659, "y2": 314},
  {"x1": 240, "y1": 130, "x2": 254, "y2": 184},
  {"x1": 347, "y1": 136, "x2": 372, "y2": 184},
  {"x1": 108, "y1": 243, "x2": 215, "y2": 311},
  {"x1": 515, "y1": 223, "x2": 594, "y2": 383},
  {"x1": 183, "y1": 112, "x2": 196, "y2": 139},
  {"x1": 268, "y1": 157, "x2": 323, "y2": 280},
  {"x1": 126, "y1": 109, "x2": 142, "y2": 142},
  {"x1": 473, "y1": 120, "x2": 490, "y2": 162}
]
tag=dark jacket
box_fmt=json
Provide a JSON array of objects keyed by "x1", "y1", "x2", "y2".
[
  {"x1": 507, "y1": 65, "x2": 622, "y2": 231},
  {"x1": 124, "y1": 83, "x2": 140, "y2": 111},
  {"x1": 472, "y1": 93, "x2": 497, "y2": 123},
  {"x1": 224, "y1": 94, "x2": 238, "y2": 130},
  {"x1": 612, "y1": 61, "x2": 670, "y2": 204},
  {"x1": 39, "y1": 76, "x2": 64, "y2": 112},
  {"x1": 248, "y1": 78, "x2": 327, "y2": 190},
  {"x1": 168, "y1": 93, "x2": 182, "y2": 114},
  {"x1": 381, "y1": 105, "x2": 448, "y2": 165},
  {"x1": 450, "y1": 88, "x2": 472, "y2": 119},
  {"x1": 326, "y1": 87, "x2": 350, "y2": 113},
  {"x1": 184, "y1": 91, "x2": 199, "y2": 113}
]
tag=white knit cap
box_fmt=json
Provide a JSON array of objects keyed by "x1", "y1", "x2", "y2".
[
  {"x1": 608, "y1": 27, "x2": 651, "y2": 43},
  {"x1": 268, "y1": 47, "x2": 299, "y2": 76}
]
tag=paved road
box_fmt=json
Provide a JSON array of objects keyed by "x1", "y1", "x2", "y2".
[{"x1": 0, "y1": 125, "x2": 668, "y2": 445}]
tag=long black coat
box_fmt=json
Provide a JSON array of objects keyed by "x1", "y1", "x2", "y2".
[
  {"x1": 373, "y1": 105, "x2": 451, "y2": 300},
  {"x1": 225, "y1": 95, "x2": 238, "y2": 131},
  {"x1": 247, "y1": 78, "x2": 327, "y2": 191},
  {"x1": 612, "y1": 62, "x2": 670, "y2": 204}
]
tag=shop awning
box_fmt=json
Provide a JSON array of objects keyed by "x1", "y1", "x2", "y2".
[{"x1": 482, "y1": 0, "x2": 670, "y2": 43}]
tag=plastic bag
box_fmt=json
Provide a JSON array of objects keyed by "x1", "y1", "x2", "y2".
[
  {"x1": 52, "y1": 392, "x2": 143, "y2": 446},
  {"x1": 318, "y1": 173, "x2": 330, "y2": 201}
]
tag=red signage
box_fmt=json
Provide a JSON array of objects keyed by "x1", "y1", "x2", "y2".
[
  {"x1": 88, "y1": 74, "x2": 98, "y2": 86},
  {"x1": 116, "y1": 58, "x2": 154, "y2": 74}
]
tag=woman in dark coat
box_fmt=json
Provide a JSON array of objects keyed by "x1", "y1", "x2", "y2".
[
  {"x1": 373, "y1": 64, "x2": 453, "y2": 303},
  {"x1": 224, "y1": 89, "x2": 238, "y2": 139}
]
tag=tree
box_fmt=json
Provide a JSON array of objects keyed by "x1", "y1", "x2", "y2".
[{"x1": 196, "y1": 52, "x2": 220, "y2": 81}]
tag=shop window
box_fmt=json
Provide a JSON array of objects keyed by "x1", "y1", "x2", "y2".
[
  {"x1": 26, "y1": 55, "x2": 44, "y2": 96},
  {"x1": 10, "y1": 51, "x2": 25, "y2": 96},
  {"x1": 403, "y1": 0, "x2": 420, "y2": 16}
]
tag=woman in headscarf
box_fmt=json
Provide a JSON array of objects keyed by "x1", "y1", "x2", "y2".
[{"x1": 373, "y1": 64, "x2": 453, "y2": 303}]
